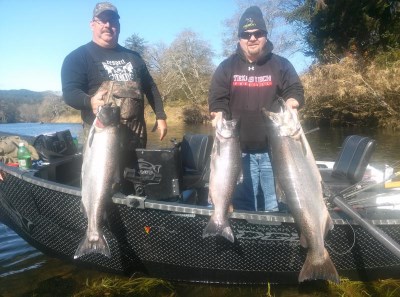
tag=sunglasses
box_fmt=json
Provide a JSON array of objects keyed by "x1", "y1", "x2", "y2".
[
  {"x1": 93, "y1": 18, "x2": 120, "y2": 27},
  {"x1": 240, "y1": 30, "x2": 266, "y2": 40}
]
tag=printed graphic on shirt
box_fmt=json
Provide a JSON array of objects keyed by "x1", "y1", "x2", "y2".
[
  {"x1": 232, "y1": 74, "x2": 272, "y2": 87},
  {"x1": 102, "y1": 59, "x2": 133, "y2": 81}
]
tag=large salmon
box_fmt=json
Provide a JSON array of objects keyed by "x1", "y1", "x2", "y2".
[
  {"x1": 74, "y1": 104, "x2": 120, "y2": 259},
  {"x1": 203, "y1": 117, "x2": 241, "y2": 243},
  {"x1": 262, "y1": 100, "x2": 339, "y2": 283}
]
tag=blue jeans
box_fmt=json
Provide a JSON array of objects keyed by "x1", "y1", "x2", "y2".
[{"x1": 232, "y1": 152, "x2": 278, "y2": 211}]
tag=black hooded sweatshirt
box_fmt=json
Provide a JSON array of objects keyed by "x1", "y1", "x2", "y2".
[{"x1": 208, "y1": 40, "x2": 304, "y2": 152}]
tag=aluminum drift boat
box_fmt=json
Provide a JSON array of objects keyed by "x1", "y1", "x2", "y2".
[{"x1": 0, "y1": 133, "x2": 399, "y2": 284}]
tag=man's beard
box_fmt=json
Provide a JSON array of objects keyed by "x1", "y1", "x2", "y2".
[{"x1": 247, "y1": 45, "x2": 262, "y2": 58}]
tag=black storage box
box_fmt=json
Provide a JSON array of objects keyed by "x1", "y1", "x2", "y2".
[{"x1": 134, "y1": 147, "x2": 182, "y2": 200}]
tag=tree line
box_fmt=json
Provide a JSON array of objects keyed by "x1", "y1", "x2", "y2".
[
  {"x1": 127, "y1": 0, "x2": 400, "y2": 127},
  {"x1": 0, "y1": 90, "x2": 77, "y2": 123},
  {"x1": 1, "y1": 0, "x2": 398, "y2": 127}
]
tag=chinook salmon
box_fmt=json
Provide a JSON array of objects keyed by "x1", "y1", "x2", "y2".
[
  {"x1": 74, "y1": 104, "x2": 120, "y2": 259},
  {"x1": 203, "y1": 116, "x2": 241, "y2": 243},
  {"x1": 262, "y1": 100, "x2": 339, "y2": 283}
]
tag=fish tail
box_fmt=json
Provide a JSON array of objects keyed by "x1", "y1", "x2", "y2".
[
  {"x1": 298, "y1": 248, "x2": 340, "y2": 283},
  {"x1": 202, "y1": 216, "x2": 235, "y2": 243},
  {"x1": 74, "y1": 233, "x2": 111, "y2": 259}
]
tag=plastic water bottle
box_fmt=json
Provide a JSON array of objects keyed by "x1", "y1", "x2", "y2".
[
  {"x1": 72, "y1": 137, "x2": 78, "y2": 148},
  {"x1": 17, "y1": 143, "x2": 32, "y2": 169}
]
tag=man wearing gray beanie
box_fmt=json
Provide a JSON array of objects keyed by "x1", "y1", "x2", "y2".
[{"x1": 208, "y1": 6, "x2": 304, "y2": 212}]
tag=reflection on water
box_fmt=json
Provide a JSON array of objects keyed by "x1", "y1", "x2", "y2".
[
  {"x1": 0, "y1": 122, "x2": 399, "y2": 296},
  {"x1": 149, "y1": 124, "x2": 400, "y2": 165},
  {"x1": 299, "y1": 126, "x2": 400, "y2": 165},
  {"x1": 146, "y1": 123, "x2": 214, "y2": 149},
  {"x1": 1, "y1": 122, "x2": 397, "y2": 164}
]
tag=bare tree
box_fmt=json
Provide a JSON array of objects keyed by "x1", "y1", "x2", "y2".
[
  {"x1": 222, "y1": 0, "x2": 303, "y2": 58},
  {"x1": 149, "y1": 30, "x2": 215, "y2": 104},
  {"x1": 18, "y1": 103, "x2": 40, "y2": 122}
]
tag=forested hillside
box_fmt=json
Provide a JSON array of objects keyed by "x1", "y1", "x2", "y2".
[{"x1": 0, "y1": 89, "x2": 78, "y2": 123}]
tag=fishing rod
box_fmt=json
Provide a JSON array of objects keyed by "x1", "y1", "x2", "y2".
[
  {"x1": 328, "y1": 167, "x2": 400, "y2": 259},
  {"x1": 304, "y1": 127, "x2": 320, "y2": 135},
  {"x1": 334, "y1": 161, "x2": 400, "y2": 199}
]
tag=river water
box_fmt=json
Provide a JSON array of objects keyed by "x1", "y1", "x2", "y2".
[{"x1": 0, "y1": 122, "x2": 399, "y2": 296}]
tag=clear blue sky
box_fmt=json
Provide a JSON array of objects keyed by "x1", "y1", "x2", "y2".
[{"x1": 0, "y1": 0, "x2": 310, "y2": 92}]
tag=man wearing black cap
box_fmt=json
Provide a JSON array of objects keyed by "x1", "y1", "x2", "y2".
[
  {"x1": 208, "y1": 6, "x2": 304, "y2": 211},
  {"x1": 61, "y1": 2, "x2": 167, "y2": 194}
]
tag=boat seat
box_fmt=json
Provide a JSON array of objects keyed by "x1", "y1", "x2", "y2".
[
  {"x1": 34, "y1": 153, "x2": 83, "y2": 187},
  {"x1": 180, "y1": 134, "x2": 213, "y2": 191},
  {"x1": 323, "y1": 135, "x2": 376, "y2": 193}
]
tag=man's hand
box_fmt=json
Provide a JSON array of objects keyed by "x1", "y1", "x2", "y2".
[
  {"x1": 90, "y1": 90, "x2": 107, "y2": 115},
  {"x1": 210, "y1": 111, "x2": 223, "y2": 127},
  {"x1": 157, "y1": 119, "x2": 167, "y2": 141},
  {"x1": 285, "y1": 98, "x2": 299, "y2": 110}
]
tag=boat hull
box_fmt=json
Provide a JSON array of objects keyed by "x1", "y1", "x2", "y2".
[{"x1": 1, "y1": 161, "x2": 400, "y2": 284}]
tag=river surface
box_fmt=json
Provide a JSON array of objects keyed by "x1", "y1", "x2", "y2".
[{"x1": 0, "y1": 122, "x2": 399, "y2": 296}]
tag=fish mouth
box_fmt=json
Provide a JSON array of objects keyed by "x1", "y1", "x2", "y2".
[
  {"x1": 96, "y1": 104, "x2": 120, "y2": 127},
  {"x1": 262, "y1": 98, "x2": 302, "y2": 137},
  {"x1": 216, "y1": 118, "x2": 239, "y2": 139}
]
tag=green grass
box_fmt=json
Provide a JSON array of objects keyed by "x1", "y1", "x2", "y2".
[{"x1": 67, "y1": 276, "x2": 400, "y2": 297}]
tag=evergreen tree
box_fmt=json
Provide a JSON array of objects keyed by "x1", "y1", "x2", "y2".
[{"x1": 287, "y1": 0, "x2": 400, "y2": 63}]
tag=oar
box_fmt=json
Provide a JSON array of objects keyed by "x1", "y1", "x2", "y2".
[{"x1": 329, "y1": 171, "x2": 400, "y2": 259}]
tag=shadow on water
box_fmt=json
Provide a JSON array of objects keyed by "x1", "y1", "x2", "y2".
[{"x1": 0, "y1": 123, "x2": 400, "y2": 296}]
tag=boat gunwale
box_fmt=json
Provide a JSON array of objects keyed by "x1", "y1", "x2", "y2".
[{"x1": 1, "y1": 161, "x2": 400, "y2": 226}]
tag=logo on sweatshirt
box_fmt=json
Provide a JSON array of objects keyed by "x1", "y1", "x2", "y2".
[
  {"x1": 232, "y1": 74, "x2": 272, "y2": 87},
  {"x1": 102, "y1": 59, "x2": 133, "y2": 81}
]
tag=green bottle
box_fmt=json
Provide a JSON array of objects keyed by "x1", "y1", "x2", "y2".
[{"x1": 17, "y1": 143, "x2": 32, "y2": 169}]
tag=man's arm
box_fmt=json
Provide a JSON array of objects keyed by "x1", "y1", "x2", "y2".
[
  {"x1": 280, "y1": 59, "x2": 305, "y2": 110},
  {"x1": 140, "y1": 59, "x2": 167, "y2": 140},
  {"x1": 61, "y1": 48, "x2": 108, "y2": 116},
  {"x1": 208, "y1": 61, "x2": 231, "y2": 124},
  {"x1": 61, "y1": 49, "x2": 92, "y2": 111}
]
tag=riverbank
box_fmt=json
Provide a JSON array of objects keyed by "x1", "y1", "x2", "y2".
[
  {"x1": 47, "y1": 54, "x2": 400, "y2": 129},
  {"x1": 301, "y1": 54, "x2": 400, "y2": 129},
  {"x1": 53, "y1": 104, "x2": 207, "y2": 126}
]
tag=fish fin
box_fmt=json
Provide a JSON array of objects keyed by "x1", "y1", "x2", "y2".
[
  {"x1": 298, "y1": 248, "x2": 340, "y2": 284},
  {"x1": 207, "y1": 192, "x2": 214, "y2": 205},
  {"x1": 299, "y1": 133, "x2": 308, "y2": 156},
  {"x1": 202, "y1": 216, "x2": 235, "y2": 243},
  {"x1": 236, "y1": 170, "x2": 243, "y2": 184},
  {"x1": 79, "y1": 201, "x2": 86, "y2": 217},
  {"x1": 321, "y1": 181, "x2": 334, "y2": 199},
  {"x1": 275, "y1": 180, "x2": 287, "y2": 204},
  {"x1": 324, "y1": 216, "x2": 335, "y2": 238},
  {"x1": 299, "y1": 233, "x2": 308, "y2": 248},
  {"x1": 73, "y1": 232, "x2": 111, "y2": 259},
  {"x1": 88, "y1": 126, "x2": 95, "y2": 148},
  {"x1": 111, "y1": 182, "x2": 120, "y2": 193}
]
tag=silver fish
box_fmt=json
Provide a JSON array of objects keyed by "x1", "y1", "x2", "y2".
[
  {"x1": 262, "y1": 100, "x2": 339, "y2": 283},
  {"x1": 203, "y1": 117, "x2": 241, "y2": 243},
  {"x1": 74, "y1": 104, "x2": 120, "y2": 259}
]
